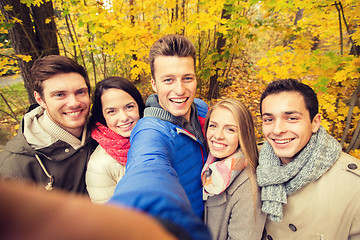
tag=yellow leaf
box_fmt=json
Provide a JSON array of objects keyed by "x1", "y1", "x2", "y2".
[
  {"x1": 45, "y1": 17, "x2": 52, "y2": 24},
  {"x1": 4, "y1": 5, "x2": 13, "y2": 11},
  {"x1": 257, "y1": 58, "x2": 268, "y2": 67},
  {"x1": 12, "y1": 17, "x2": 23, "y2": 24},
  {"x1": 16, "y1": 54, "x2": 32, "y2": 62}
]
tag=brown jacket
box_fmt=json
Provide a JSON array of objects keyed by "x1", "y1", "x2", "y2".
[
  {"x1": 0, "y1": 106, "x2": 96, "y2": 193},
  {"x1": 205, "y1": 167, "x2": 266, "y2": 240},
  {"x1": 263, "y1": 152, "x2": 360, "y2": 240}
]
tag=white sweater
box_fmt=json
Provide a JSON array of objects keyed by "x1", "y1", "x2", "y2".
[{"x1": 86, "y1": 145, "x2": 125, "y2": 204}]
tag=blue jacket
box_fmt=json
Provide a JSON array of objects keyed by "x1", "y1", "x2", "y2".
[{"x1": 109, "y1": 96, "x2": 210, "y2": 240}]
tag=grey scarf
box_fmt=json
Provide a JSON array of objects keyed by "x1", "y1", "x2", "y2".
[{"x1": 256, "y1": 126, "x2": 341, "y2": 221}]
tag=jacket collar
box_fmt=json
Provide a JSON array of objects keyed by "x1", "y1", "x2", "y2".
[{"x1": 144, "y1": 94, "x2": 205, "y2": 146}]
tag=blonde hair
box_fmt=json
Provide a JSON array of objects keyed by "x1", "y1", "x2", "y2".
[{"x1": 205, "y1": 99, "x2": 259, "y2": 209}]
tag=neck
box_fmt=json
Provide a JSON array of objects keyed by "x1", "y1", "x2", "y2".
[
  {"x1": 45, "y1": 111, "x2": 84, "y2": 138},
  {"x1": 69, "y1": 128, "x2": 83, "y2": 138},
  {"x1": 280, "y1": 157, "x2": 292, "y2": 166}
]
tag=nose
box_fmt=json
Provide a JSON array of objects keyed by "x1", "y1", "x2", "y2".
[
  {"x1": 174, "y1": 80, "x2": 185, "y2": 95},
  {"x1": 67, "y1": 94, "x2": 81, "y2": 108},
  {"x1": 214, "y1": 128, "x2": 224, "y2": 139},
  {"x1": 117, "y1": 110, "x2": 129, "y2": 123},
  {"x1": 272, "y1": 119, "x2": 286, "y2": 135}
]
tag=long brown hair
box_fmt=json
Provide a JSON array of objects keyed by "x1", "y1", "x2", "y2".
[{"x1": 205, "y1": 98, "x2": 259, "y2": 208}]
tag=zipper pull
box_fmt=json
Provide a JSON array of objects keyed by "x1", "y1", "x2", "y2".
[{"x1": 45, "y1": 176, "x2": 54, "y2": 191}]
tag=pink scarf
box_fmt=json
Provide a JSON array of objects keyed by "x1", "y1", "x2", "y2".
[
  {"x1": 91, "y1": 122, "x2": 130, "y2": 166},
  {"x1": 201, "y1": 149, "x2": 247, "y2": 200}
]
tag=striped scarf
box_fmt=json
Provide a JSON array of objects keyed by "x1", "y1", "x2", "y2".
[{"x1": 201, "y1": 149, "x2": 247, "y2": 200}]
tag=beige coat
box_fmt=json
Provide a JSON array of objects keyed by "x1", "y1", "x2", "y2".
[
  {"x1": 263, "y1": 152, "x2": 360, "y2": 240},
  {"x1": 86, "y1": 145, "x2": 125, "y2": 204},
  {"x1": 205, "y1": 167, "x2": 266, "y2": 240}
]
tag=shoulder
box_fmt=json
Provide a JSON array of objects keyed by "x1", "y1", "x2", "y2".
[
  {"x1": 227, "y1": 168, "x2": 252, "y2": 195},
  {"x1": 335, "y1": 152, "x2": 360, "y2": 178},
  {"x1": 0, "y1": 144, "x2": 34, "y2": 180},
  {"x1": 135, "y1": 117, "x2": 173, "y2": 128},
  {"x1": 131, "y1": 117, "x2": 177, "y2": 139},
  {"x1": 87, "y1": 145, "x2": 124, "y2": 173},
  {"x1": 311, "y1": 152, "x2": 360, "y2": 192},
  {"x1": 194, "y1": 98, "x2": 208, "y2": 118},
  {"x1": 88, "y1": 145, "x2": 114, "y2": 165}
]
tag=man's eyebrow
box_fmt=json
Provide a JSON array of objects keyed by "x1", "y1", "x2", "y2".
[
  {"x1": 77, "y1": 87, "x2": 88, "y2": 91},
  {"x1": 160, "y1": 74, "x2": 175, "y2": 78},
  {"x1": 261, "y1": 111, "x2": 303, "y2": 117},
  {"x1": 284, "y1": 111, "x2": 303, "y2": 115},
  {"x1": 49, "y1": 90, "x2": 66, "y2": 95},
  {"x1": 261, "y1": 113, "x2": 273, "y2": 117}
]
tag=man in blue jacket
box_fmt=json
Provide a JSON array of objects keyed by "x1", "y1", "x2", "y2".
[{"x1": 109, "y1": 34, "x2": 210, "y2": 239}]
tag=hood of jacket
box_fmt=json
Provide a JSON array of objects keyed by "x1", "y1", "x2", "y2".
[{"x1": 3, "y1": 105, "x2": 92, "y2": 161}]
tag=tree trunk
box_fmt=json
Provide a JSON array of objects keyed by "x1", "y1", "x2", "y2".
[
  {"x1": 31, "y1": 1, "x2": 59, "y2": 56},
  {"x1": 334, "y1": 2, "x2": 343, "y2": 56},
  {"x1": 207, "y1": 5, "x2": 231, "y2": 100},
  {"x1": 129, "y1": 0, "x2": 140, "y2": 82},
  {"x1": 0, "y1": 0, "x2": 59, "y2": 104},
  {"x1": 340, "y1": 80, "x2": 360, "y2": 147}
]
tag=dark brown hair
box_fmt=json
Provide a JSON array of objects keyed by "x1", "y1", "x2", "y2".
[
  {"x1": 260, "y1": 78, "x2": 319, "y2": 121},
  {"x1": 31, "y1": 55, "x2": 90, "y2": 98},
  {"x1": 89, "y1": 76, "x2": 145, "y2": 129}
]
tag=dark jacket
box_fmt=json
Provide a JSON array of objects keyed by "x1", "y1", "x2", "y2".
[{"x1": 0, "y1": 105, "x2": 95, "y2": 193}]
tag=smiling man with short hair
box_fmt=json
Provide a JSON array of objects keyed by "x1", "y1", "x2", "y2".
[
  {"x1": 109, "y1": 34, "x2": 210, "y2": 240},
  {"x1": 257, "y1": 78, "x2": 360, "y2": 239},
  {"x1": 0, "y1": 55, "x2": 95, "y2": 194}
]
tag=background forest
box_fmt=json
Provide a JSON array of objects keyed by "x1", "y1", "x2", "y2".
[{"x1": 0, "y1": 0, "x2": 359, "y2": 156}]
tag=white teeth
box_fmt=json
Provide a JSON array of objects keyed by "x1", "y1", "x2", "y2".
[
  {"x1": 171, "y1": 98, "x2": 187, "y2": 103},
  {"x1": 213, "y1": 142, "x2": 226, "y2": 148},
  {"x1": 274, "y1": 139, "x2": 292, "y2": 144},
  {"x1": 66, "y1": 111, "x2": 81, "y2": 116},
  {"x1": 118, "y1": 122, "x2": 132, "y2": 128}
]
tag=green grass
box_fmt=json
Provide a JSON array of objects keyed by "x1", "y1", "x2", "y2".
[{"x1": 0, "y1": 82, "x2": 29, "y2": 138}]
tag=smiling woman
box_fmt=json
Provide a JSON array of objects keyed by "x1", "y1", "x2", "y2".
[
  {"x1": 101, "y1": 88, "x2": 140, "y2": 138},
  {"x1": 202, "y1": 99, "x2": 266, "y2": 240},
  {"x1": 85, "y1": 76, "x2": 145, "y2": 204}
]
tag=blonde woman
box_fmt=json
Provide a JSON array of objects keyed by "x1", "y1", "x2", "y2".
[{"x1": 202, "y1": 99, "x2": 266, "y2": 240}]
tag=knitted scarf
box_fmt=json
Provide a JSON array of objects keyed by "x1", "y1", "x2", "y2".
[
  {"x1": 201, "y1": 149, "x2": 247, "y2": 200},
  {"x1": 256, "y1": 126, "x2": 341, "y2": 221},
  {"x1": 91, "y1": 122, "x2": 130, "y2": 166}
]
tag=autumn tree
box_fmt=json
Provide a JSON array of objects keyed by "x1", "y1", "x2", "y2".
[
  {"x1": 0, "y1": 0, "x2": 59, "y2": 104},
  {"x1": 256, "y1": 0, "x2": 360, "y2": 154},
  {"x1": 207, "y1": 4, "x2": 231, "y2": 99}
]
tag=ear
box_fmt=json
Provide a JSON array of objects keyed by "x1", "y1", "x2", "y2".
[
  {"x1": 311, "y1": 113, "x2": 321, "y2": 133},
  {"x1": 151, "y1": 79, "x2": 157, "y2": 93},
  {"x1": 34, "y1": 91, "x2": 47, "y2": 109}
]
